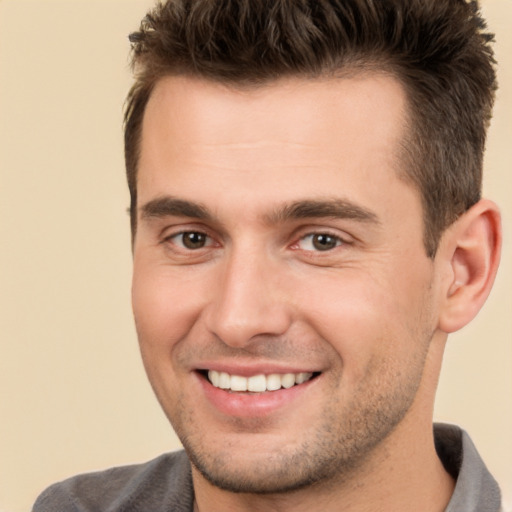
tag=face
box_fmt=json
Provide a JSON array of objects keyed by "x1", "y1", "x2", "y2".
[{"x1": 132, "y1": 75, "x2": 441, "y2": 493}]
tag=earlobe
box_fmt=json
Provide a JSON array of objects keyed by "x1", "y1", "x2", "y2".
[{"x1": 438, "y1": 199, "x2": 502, "y2": 333}]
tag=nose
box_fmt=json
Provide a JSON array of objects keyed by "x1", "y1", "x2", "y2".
[{"x1": 203, "y1": 248, "x2": 293, "y2": 348}]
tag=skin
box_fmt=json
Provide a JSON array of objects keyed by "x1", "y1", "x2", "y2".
[{"x1": 131, "y1": 74, "x2": 500, "y2": 511}]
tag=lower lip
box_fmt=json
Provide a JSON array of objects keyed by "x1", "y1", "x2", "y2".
[{"x1": 196, "y1": 372, "x2": 317, "y2": 418}]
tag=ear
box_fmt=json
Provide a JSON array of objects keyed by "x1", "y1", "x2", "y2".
[{"x1": 437, "y1": 199, "x2": 502, "y2": 333}]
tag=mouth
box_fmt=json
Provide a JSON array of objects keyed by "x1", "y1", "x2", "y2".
[{"x1": 201, "y1": 370, "x2": 320, "y2": 393}]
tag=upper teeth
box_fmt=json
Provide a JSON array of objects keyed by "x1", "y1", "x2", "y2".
[{"x1": 207, "y1": 370, "x2": 313, "y2": 392}]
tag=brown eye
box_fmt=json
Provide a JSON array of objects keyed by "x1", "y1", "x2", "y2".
[
  {"x1": 312, "y1": 234, "x2": 339, "y2": 251},
  {"x1": 297, "y1": 233, "x2": 342, "y2": 251},
  {"x1": 172, "y1": 231, "x2": 209, "y2": 250},
  {"x1": 182, "y1": 231, "x2": 206, "y2": 249}
]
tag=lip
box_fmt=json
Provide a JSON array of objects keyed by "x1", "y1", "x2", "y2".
[{"x1": 194, "y1": 367, "x2": 320, "y2": 418}]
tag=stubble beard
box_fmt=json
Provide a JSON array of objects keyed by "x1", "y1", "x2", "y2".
[
  {"x1": 169, "y1": 349, "x2": 430, "y2": 495},
  {"x1": 154, "y1": 281, "x2": 437, "y2": 496}
]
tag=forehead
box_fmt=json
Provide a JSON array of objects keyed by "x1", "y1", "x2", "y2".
[
  {"x1": 137, "y1": 74, "x2": 415, "y2": 221},
  {"x1": 142, "y1": 72, "x2": 407, "y2": 151}
]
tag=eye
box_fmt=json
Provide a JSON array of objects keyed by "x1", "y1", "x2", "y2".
[
  {"x1": 297, "y1": 233, "x2": 343, "y2": 252},
  {"x1": 168, "y1": 231, "x2": 213, "y2": 250}
]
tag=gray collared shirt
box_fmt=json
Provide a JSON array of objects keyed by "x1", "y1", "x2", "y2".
[
  {"x1": 436, "y1": 423, "x2": 502, "y2": 511},
  {"x1": 33, "y1": 423, "x2": 501, "y2": 511}
]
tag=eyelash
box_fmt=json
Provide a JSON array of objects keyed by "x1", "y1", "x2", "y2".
[
  {"x1": 162, "y1": 231, "x2": 216, "y2": 251},
  {"x1": 292, "y1": 232, "x2": 345, "y2": 252},
  {"x1": 161, "y1": 229, "x2": 348, "y2": 254}
]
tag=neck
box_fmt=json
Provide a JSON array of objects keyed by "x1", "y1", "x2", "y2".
[{"x1": 192, "y1": 422, "x2": 454, "y2": 512}]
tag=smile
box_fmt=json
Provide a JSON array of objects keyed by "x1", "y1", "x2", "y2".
[{"x1": 207, "y1": 370, "x2": 315, "y2": 392}]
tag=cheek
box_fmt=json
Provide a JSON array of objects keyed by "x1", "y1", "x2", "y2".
[
  {"x1": 299, "y1": 269, "x2": 394, "y2": 329},
  {"x1": 131, "y1": 264, "x2": 205, "y2": 352},
  {"x1": 295, "y1": 268, "x2": 430, "y2": 376}
]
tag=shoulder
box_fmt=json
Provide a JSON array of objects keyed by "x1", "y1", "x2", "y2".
[{"x1": 32, "y1": 450, "x2": 194, "y2": 512}]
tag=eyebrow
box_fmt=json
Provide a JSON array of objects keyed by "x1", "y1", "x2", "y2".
[
  {"x1": 140, "y1": 196, "x2": 213, "y2": 221},
  {"x1": 139, "y1": 196, "x2": 380, "y2": 226},
  {"x1": 266, "y1": 199, "x2": 380, "y2": 225}
]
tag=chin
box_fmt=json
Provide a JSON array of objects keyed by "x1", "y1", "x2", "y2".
[{"x1": 186, "y1": 441, "x2": 349, "y2": 495}]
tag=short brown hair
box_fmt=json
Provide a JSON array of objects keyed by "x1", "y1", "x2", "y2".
[{"x1": 125, "y1": 0, "x2": 497, "y2": 256}]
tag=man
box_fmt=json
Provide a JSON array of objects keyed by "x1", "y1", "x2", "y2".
[{"x1": 34, "y1": 1, "x2": 503, "y2": 511}]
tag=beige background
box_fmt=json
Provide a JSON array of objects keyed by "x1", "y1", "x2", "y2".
[{"x1": 0, "y1": 1, "x2": 510, "y2": 511}]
